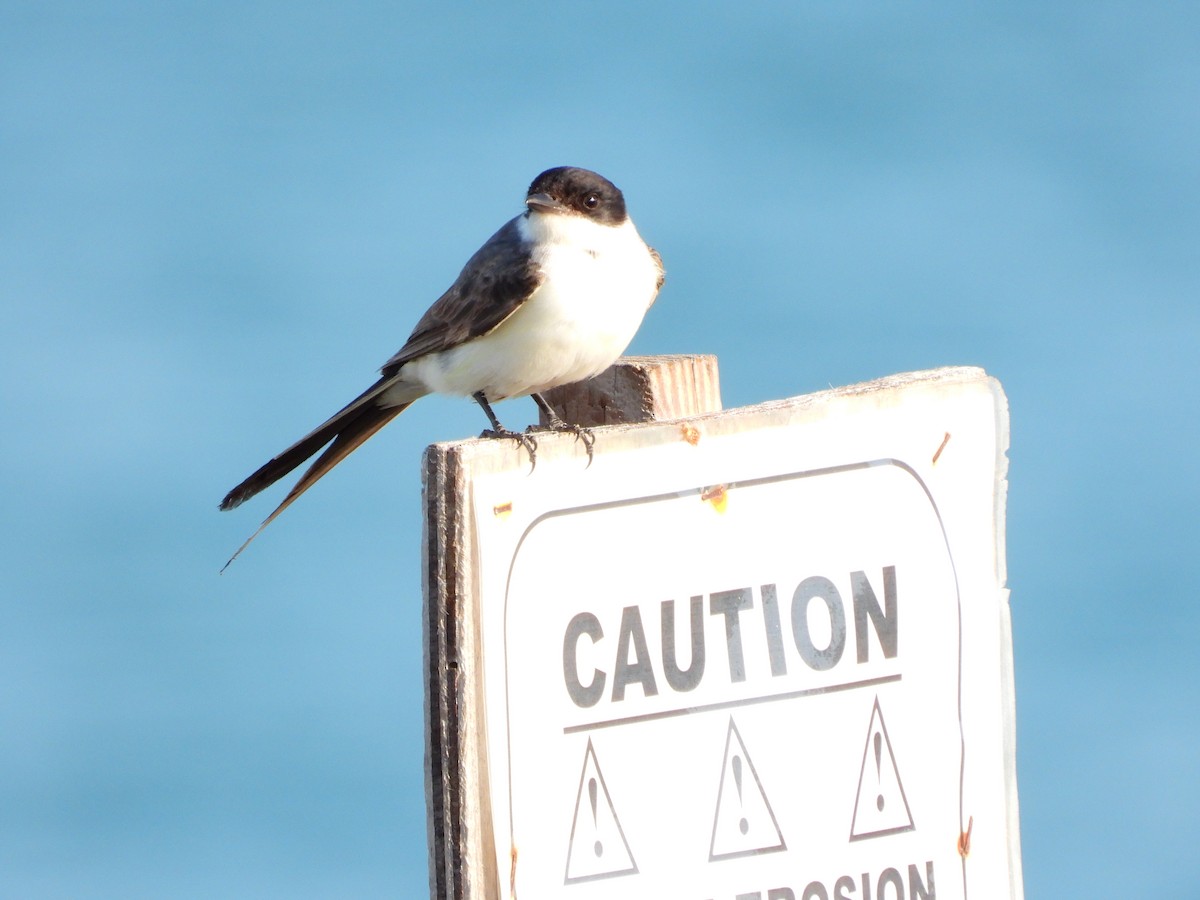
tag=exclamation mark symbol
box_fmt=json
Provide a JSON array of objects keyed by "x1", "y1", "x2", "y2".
[
  {"x1": 733, "y1": 755, "x2": 749, "y2": 834},
  {"x1": 873, "y1": 732, "x2": 885, "y2": 811},
  {"x1": 588, "y1": 777, "x2": 603, "y2": 857}
]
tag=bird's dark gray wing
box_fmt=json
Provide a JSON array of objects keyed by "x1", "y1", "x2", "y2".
[{"x1": 381, "y1": 217, "x2": 542, "y2": 378}]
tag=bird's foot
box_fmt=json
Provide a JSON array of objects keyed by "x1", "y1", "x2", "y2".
[
  {"x1": 527, "y1": 393, "x2": 596, "y2": 467},
  {"x1": 481, "y1": 427, "x2": 539, "y2": 471},
  {"x1": 527, "y1": 419, "x2": 596, "y2": 467}
]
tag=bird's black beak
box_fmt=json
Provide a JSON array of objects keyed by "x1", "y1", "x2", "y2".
[{"x1": 525, "y1": 192, "x2": 566, "y2": 213}]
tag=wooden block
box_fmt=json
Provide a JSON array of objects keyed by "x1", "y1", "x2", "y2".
[{"x1": 538, "y1": 354, "x2": 722, "y2": 427}]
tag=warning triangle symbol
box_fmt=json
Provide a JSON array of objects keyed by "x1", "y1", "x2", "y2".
[
  {"x1": 709, "y1": 717, "x2": 786, "y2": 861},
  {"x1": 564, "y1": 738, "x2": 638, "y2": 883},
  {"x1": 849, "y1": 696, "x2": 915, "y2": 841}
]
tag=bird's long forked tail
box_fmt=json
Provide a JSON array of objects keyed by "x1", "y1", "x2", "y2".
[{"x1": 220, "y1": 400, "x2": 409, "y2": 573}]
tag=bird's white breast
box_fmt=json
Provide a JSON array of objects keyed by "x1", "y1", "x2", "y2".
[{"x1": 405, "y1": 211, "x2": 660, "y2": 401}]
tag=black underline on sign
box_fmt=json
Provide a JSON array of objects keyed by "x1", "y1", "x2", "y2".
[{"x1": 562, "y1": 673, "x2": 902, "y2": 735}]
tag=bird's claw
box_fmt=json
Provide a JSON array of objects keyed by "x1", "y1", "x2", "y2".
[
  {"x1": 481, "y1": 428, "x2": 538, "y2": 471},
  {"x1": 527, "y1": 421, "x2": 596, "y2": 467}
]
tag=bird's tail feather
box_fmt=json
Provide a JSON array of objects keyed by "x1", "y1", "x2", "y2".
[
  {"x1": 220, "y1": 379, "x2": 401, "y2": 512},
  {"x1": 220, "y1": 396, "x2": 410, "y2": 572}
]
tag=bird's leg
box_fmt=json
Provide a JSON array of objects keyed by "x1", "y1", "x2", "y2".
[
  {"x1": 530, "y1": 393, "x2": 595, "y2": 467},
  {"x1": 474, "y1": 391, "x2": 538, "y2": 470}
]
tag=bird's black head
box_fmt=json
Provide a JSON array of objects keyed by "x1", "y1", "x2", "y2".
[{"x1": 525, "y1": 166, "x2": 627, "y2": 226}]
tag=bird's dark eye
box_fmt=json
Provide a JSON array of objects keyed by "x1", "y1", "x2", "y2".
[{"x1": 583, "y1": 193, "x2": 600, "y2": 209}]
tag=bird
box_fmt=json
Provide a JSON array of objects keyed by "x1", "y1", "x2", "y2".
[{"x1": 219, "y1": 166, "x2": 664, "y2": 569}]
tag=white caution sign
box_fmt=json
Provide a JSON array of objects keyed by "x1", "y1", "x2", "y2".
[{"x1": 465, "y1": 368, "x2": 1020, "y2": 899}]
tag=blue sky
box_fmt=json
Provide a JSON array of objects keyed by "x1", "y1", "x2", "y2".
[{"x1": 2, "y1": 2, "x2": 1197, "y2": 896}]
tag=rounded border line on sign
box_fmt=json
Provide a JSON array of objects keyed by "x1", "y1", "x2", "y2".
[{"x1": 498, "y1": 457, "x2": 968, "y2": 896}]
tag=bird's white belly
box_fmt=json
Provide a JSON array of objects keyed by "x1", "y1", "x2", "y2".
[{"x1": 405, "y1": 234, "x2": 657, "y2": 400}]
